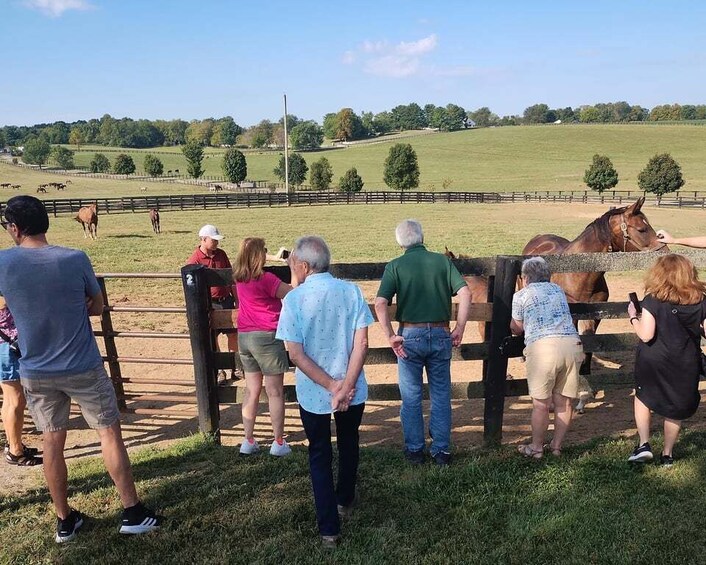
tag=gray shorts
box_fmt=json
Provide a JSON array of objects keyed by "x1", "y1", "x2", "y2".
[
  {"x1": 237, "y1": 331, "x2": 289, "y2": 375},
  {"x1": 22, "y1": 365, "x2": 121, "y2": 432}
]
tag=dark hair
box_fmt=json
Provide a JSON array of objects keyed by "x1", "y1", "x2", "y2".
[{"x1": 3, "y1": 196, "x2": 49, "y2": 236}]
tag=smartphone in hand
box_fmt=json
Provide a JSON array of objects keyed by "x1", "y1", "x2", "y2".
[{"x1": 628, "y1": 292, "x2": 642, "y2": 315}]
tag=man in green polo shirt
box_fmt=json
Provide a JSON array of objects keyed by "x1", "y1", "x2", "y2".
[{"x1": 375, "y1": 219, "x2": 471, "y2": 466}]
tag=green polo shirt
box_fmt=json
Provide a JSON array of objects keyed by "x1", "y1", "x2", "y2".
[{"x1": 376, "y1": 244, "x2": 467, "y2": 322}]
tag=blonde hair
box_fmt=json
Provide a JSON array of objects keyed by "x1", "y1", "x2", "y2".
[
  {"x1": 644, "y1": 254, "x2": 706, "y2": 305},
  {"x1": 233, "y1": 238, "x2": 266, "y2": 283}
]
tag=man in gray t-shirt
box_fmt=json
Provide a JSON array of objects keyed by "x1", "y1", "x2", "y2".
[{"x1": 0, "y1": 196, "x2": 161, "y2": 543}]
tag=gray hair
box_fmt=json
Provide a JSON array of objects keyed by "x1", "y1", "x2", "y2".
[
  {"x1": 293, "y1": 235, "x2": 331, "y2": 273},
  {"x1": 395, "y1": 219, "x2": 424, "y2": 248},
  {"x1": 521, "y1": 257, "x2": 551, "y2": 284}
]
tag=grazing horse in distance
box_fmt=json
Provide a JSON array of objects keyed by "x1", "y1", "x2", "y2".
[
  {"x1": 149, "y1": 208, "x2": 160, "y2": 234},
  {"x1": 75, "y1": 203, "x2": 98, "y2": 240},
  {"x1": 0, "y1": 183, "x2": 10, "y2": 189},
  {"x1": 36, "y1": 185, "x2": 47, "y2": 193}
]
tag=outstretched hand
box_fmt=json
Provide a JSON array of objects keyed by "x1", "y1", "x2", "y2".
[{"x1": 655, "y1": 229, "x2": 674, "y2": 244}]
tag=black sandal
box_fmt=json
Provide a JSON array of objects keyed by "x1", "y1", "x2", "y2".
[
  {"x1": 4, "y1": 444, "x2": 39, "y2": 457},
  {"x1": 5, "y1": 450, "x2": 42, "y2": 466}
]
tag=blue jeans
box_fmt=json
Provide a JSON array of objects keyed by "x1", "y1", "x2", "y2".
[
  {"x1": 397, "y1": 326, "x2": 452, "y2": 456},
  {"x1": 299, "y1": 403, "x2": 365, "y2": 536}
]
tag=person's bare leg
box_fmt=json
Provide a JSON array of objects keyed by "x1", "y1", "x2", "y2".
[
  {"x1": 1, "y1": 381, "x2": 26, "y2": 455},
  {"x1": 97, "y1": 421, "x2": 138, "y2": 508},
  {"x1": 550, "y1": 393, "x2": 573, "y2": 450},
  {"x1": 43, "y1": 429, "x2": 71, "y2": 518},
  {"x1": 264, "y1": 374, "x2": 285, "y2": 440},
  {"x1": 530, "y1": 397, "x2": 551, "y2": 450},
  {"x1": 634, "y1": 396, "x2": 652, "y2": 445},
  {"x1": 242, "y1": 372, "x2": 263, "y2": 441},
  {"x1": 663, "y1": 418, "x2": 681, "y2": 457}
]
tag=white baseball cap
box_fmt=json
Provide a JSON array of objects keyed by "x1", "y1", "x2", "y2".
[{"x1": 198, "y1": 224, "x2": 224, "y2": 240}]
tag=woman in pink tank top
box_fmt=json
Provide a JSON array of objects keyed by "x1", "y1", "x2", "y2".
[{"x1": 234, "y1": 238, "x2": 293, "y2": 456}]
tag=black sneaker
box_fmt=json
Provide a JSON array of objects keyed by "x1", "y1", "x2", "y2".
[
  {"x1": 119, "y1": 502, "x2": 162, "y2": 535},
  {"x1": 432, "y1": 451, "x2": 452, "y2": 467},
  {"x1": 660, "y1": 453, "x2": 675, "y2": 467},
  {"x1": 628, "y1": 442, "x2": 653, "y2": 463},
  {"x1": 55, "y1": 509, "x2": 84, "y2": 543},
  {"x1": 404, "y1": 449, "x2": 425, "y2": 465}
]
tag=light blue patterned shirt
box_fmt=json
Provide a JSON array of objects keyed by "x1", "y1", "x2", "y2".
[
  {"x1": 511, "y1": 282, "x2": 579, "y2": 346},
  {"x1": 276, "y1": 272, "x2": 374, "y2": 414}
]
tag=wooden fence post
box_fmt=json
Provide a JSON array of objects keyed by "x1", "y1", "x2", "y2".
[
  {"x1": 181, "y1": 264, "x2": 221, "y2": 442},
  {"x1": 97, "y1": 277, "x2": 127, "y2": 410},
  {"x1": 483, "y1": 255, "x2": 521, "y2": 446}
]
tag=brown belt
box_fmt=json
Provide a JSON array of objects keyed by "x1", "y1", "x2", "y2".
[{"x1": 399, "y1": 321, "x2": 449, "y2": 329}]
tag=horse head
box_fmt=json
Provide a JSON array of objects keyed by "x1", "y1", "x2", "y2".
[
  {"x1": 608, "y1": 197, "x2": 667, "y2": 252},
  {"x1": 443, "y1": 246, "x2": 457, "y2": 259}
]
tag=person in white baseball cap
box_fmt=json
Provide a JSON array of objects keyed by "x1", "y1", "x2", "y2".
[{"x1": 187, "y1": 224, "x2": 243, "y2": 382}]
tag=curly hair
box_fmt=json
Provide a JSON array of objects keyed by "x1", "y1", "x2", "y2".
[{"x1": 645, "y1": 254, "x2": 706, "y2": 305}]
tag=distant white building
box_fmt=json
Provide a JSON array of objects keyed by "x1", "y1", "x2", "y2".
[{"x1": 464, "y1": 119, "x2": 477, "y2": 129}]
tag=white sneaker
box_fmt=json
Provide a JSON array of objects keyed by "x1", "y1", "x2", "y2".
[
  {"x1": 239, "y1": 439, "x2": 260, "y2": 455},
  {"x1": 269, "y1": 439, "x2": 292, "y2": 457}
]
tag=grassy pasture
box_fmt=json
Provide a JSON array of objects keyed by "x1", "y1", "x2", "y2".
[
  {"x1": 0, "y1": 201, "x2": 703, "y2": 302},
  {"x1": 56, "y1": 124, "x2": 706, "y2": 192},
  {"x1": 4, "y1": 432, "x2": 706, "y2": 564}
]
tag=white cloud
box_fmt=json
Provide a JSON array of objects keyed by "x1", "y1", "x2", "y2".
[
  {"x1": 24, "y1": 0, "x2": 93, "y2": 17},
  {"x1": 343, "y1": 34, "x2": 441, "y2": 78}
]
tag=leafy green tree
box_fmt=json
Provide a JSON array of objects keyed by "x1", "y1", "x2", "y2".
[
  {"x1": 290, "y1": 121, "x2": 324, "y2": 150},
  {"x1": 182, "y1": 140, "x2": 205, "y2": 178},
  {"x1": 309, "y1": 157, "x2": 333, "y2": 190},
  {"x1": 339, "y1": 167, "x2": 364, "y2": 192},
  {"x1": 69, "y1": 128, "x2": 84, "y2": 150},
  {"x1": 390, "y1": 103, "x2": 427, "y2": 130},
  {"x1": 383, "y1": 143, "x2": 420, "y2": 190},
  {"x1": 468, "y1": 107, "x2": 499, "y2": 128},
  {"x1": 334, "y1": 108, "x2": 364, "y2": 141},
  {"x1": 222, "y1": 148, "x2": 247, "y2": 185},
  {"x1": 273, "y1": 153, "x2": 308, "y2": 187},
  {"x1": 583, "y1": 154, "x2": 619, "y2": 193},
  {"x1": 51, "y1": 146, "x2": 75, "y2": 170},
  {"x1": 523, "y1": 103, "x2": 551, "y2": 124},
  {"x1": 22, "y1": 137, "x2": 51, "y2": 168},
  {"x1": 638, "y1": 153, "x2": 685, "y2": 196},
  {"x1": 113, "y1": 154, "x2": 136, "y2": 175},
  {"x1": 90, "y1": 153, "x2": 111, "y2": 173},
  {"x1": 143, "y1": 154, "x2": 164, "y2": 177},
  {"x1": 217, "y1": 116, "x2": 242, "y2": 146},
  {"x1": 322, "y1": 113, "x2": 337, "y2": 139}
]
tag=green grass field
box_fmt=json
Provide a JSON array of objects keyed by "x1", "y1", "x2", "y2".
[
  {"x1": 3, "y1": 432, "x2": 706, "y2": 564},
  {"x1": 47, "y1": 123, "x2": 706, "y2": 193}
]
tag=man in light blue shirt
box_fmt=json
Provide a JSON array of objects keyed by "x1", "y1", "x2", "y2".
[{"x1": 276, "y1": 236, "x2": 373, "y2": 548}]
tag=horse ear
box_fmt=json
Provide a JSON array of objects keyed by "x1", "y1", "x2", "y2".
[{"x1": 630, "y1": 196, "x2": 645, "y2": 214}]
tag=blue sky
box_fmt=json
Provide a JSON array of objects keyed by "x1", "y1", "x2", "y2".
[{"x1": 2, "y1": 0, "x2": 705, "y2": 127}]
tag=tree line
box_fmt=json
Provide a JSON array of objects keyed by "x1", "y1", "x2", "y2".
[{"x1": 2, "y1": 102, "x2": 704, "y2": 153}]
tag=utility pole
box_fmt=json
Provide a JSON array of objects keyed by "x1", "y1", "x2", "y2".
[{"x1": 283, "y1": 94, "x2": 290, "y2": 204}]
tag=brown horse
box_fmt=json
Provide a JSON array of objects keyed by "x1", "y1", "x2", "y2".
[
  {"x1": 75, "y1": 203, "x2": 98, "y2": 239},
  {"x1": 444, "y1": 246, "x2": 491, "y2": 340},
  {"x1": 149, "y1": 208, "x2": 160, "y2": 234}
]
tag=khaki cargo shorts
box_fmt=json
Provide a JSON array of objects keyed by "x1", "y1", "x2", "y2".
[
  {"x1": 524, "y1": 336, "x2": 583, "y2": 400},
  {"x1": 22, "y1": 365, "x2": 121, "y2": 432},
  {"x1": 237, "y1": 331, "x2": 289, "y2": 375}
]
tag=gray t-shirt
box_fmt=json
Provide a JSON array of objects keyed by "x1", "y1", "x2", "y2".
[{"x1": 0, "y1": 245, "x2": 102, "y2": 378}]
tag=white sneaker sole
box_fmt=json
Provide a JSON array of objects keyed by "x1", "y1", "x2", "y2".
[
  {"x1": 270, "y1": 447, "x2": 292, "y2": 457},
  {"x1": 119, "y1": 518, "x2": 160, "y2": 535},
  {"x1": 55, "y1": 517, "x2": 83, "y2": 543},
  {"x1": 628, "y1": 452, "x2": 653, "y2": 462}
]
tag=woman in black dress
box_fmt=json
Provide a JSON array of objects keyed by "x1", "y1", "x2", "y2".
[{"x1": 627, "y1": 254, "x2": 706, "y2": 466}]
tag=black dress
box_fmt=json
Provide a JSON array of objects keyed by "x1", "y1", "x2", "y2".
[{"x1": 634, "y1": 294, "x2": 706, "y2": 420}]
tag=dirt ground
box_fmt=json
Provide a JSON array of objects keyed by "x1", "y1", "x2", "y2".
[{"x1": 5, "y1": 276, "x2": 706, "y2": 496}]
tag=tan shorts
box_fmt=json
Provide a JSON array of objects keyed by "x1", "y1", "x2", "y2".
[
  {"x1": 22, "y1": 365, "x2": 121, "y2": 432},
  {"x1": 524, "y1": 336, "x2": 583, "y2": 400}
]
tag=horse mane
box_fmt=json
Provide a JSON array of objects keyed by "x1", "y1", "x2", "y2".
[{"x1": 574, "y1": 205, "x2": 630, "y2": 245}]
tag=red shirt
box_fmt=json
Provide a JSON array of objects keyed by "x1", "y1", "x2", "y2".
[{"x1": 186, "y1": 247, "x2": 233, "y2": 300}]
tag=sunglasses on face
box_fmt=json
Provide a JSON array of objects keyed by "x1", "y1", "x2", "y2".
[{"x1": 0, "y1": 220, "x2": 9, "y2": 230}]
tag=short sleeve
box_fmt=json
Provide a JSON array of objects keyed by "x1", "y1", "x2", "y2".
[
  {"x1": 448, "y1": 261, "x2": 467, "y2": 295},
  {"x1": 264, "y1": 271, "x2": 283, "y2": 298},
  {"x1": 275, "y1": 294, "x2": 303, "y2": 343},
  {"x1": 376, "y1": 263, "x2": 397, "y2": 301},
  {"x1": 354, "y1": 285, "x2": 374, "y2": 330},
  {"x1": 641, "y1": 294, "x2": 658, "y2": 317},
  {"x1": 511, "y1": 292, "x2": 524, "y2": 321},
  {"x1": 80, "y1": 253, "x2": 101, "y2": 297}
]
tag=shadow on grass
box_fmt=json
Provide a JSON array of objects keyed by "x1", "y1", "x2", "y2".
[{"x1": 4, "y1": 430, "x2": 706, "y2": 564}]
